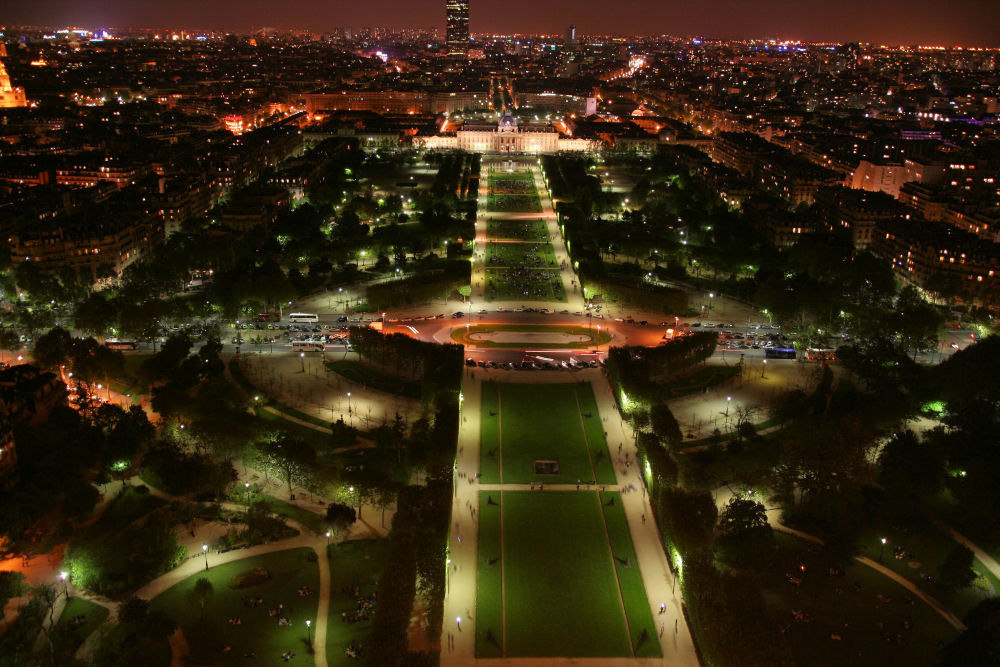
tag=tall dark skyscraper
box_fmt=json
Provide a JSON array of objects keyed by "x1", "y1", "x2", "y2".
[{"x1": 446, "y1": 0, "x2": 469, "y2": 56}]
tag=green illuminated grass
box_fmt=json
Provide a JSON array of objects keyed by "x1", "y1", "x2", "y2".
[
  {"x1": 481, "y1": 491, "x2": 630, "y2": 657},
  {"x1": 478, "y1": 382, "x2": 615, "y2": 485},
  {"x1": 150, "y1": 548, "x2": 319, "y2": 666},
  {"x1": 599, "y1": 491, "x2": 661, "y2": 657}
]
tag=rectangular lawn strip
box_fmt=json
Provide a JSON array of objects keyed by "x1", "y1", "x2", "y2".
[
  {"x1": 486, "y1": 219, "x2": 549, "y2": 242},
  {"x1": 52, "y1": 597, "x2": 109, "y2": 662},
  {"x1": 484, "y1": 242, "x2": 558, "y2": 269},
  {"x1": 479, "y1": 382, "x2": 501, "y2": 484},
  {"x1": 475, "y1": 490, "x2": 504, "y2": 658},
  {"x1": 485, "y1": 268, "x2": 566, "y2": 302},
  {"x1": 486, "y1": 193, "x2": 542, "y2": 213},
  {"x1": 574, "y1": 383, "x2": 618, "y2": 485},
  {"x1": 149, "y1": 547, "x2": 319, "y2": 667},
  {"x1": 759, "y1": 532, "x2": 959, "y2": 667},
  {"x1": 325, "y1": 540, "x2": 389, "y2": 667},
  {"x1": 501, "y1": 491, "x2": 631, "y2": 657},
  {"x1": 496, "y1": 383, "x2": 598, "y2": 484},
  {"x1": 598, "y1": 491, "x2": 661, "y2": 657}
]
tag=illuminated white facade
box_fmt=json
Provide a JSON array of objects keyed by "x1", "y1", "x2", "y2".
[{"x1": 418, "y1": 113, "x2": 598, "y2": 153}]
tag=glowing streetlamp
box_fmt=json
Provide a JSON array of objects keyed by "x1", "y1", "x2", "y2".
[
  {"x1": 879, "y1": 537, "x2": 887, "y2": 563},
  {"x1": 761, "y1": 359, "x2": 767, "y2": 378},
  {"x1": 306, "y1": 619, "x2": 312, "y2": 646},
  {"x1": 725, "y1": 396, "x2": 731, "y2": 419},
  {"x1": 59, "y1": 571, "x2": 69, "y2": 599},
  {"x1": 202, "y1": 544, "x2": 209, "y2": 570}
]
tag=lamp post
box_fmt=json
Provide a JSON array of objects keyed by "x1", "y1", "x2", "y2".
[
  {"x1": 761, "y1": 359, "x2": 767, "y2": 379},
  {"x1": 347, "y1": 392, "x2": 352, "y2": 416},
  {"x1": 306, "y1": 619, "x2": 312, "y2": 647},
  {"x1": 708, "y1": 293, "x2": 715, "y2": 311},
  {"x1": 326, "y1": 531, "x2": 331, "y2": 547},
  {"x1": 59, "y1": 571, "x2": 69, "y2": 600},
  {"x1": 299, "y1": 351, "x2": 305, "y2": 373},
  {"x1": 202, "y1": 544, "x2": 209, "y2": 571},
  {"x1": 879, "y1": 537, "x2": 887, "y2": 563},
  {"x1": 725, "y1": 396, "x2": 731, "y2": 419},
  {"x1": 244, "y1": 481, "x2": 251, "y2": 510}
]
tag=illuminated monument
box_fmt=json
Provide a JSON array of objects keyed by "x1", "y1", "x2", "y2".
[
  {"x1": 0, "y1": 44, "x2": 27, "y2": 108},
  {"x1": 446, "y1": 0, "x2": 470, "y2": 56}
]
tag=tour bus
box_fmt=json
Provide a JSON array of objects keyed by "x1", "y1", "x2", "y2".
[
  {"x1": 105, "y1": 340, "x2": 139, "y2": 351},
  {"x1": 288, "y1": 313, "x2": 319, "y2": 323},
  {"x1": 805, "y1": 348, "x2": 836, "y2": 362},
  {"x1": 764, "y1": 347, "x2": 796, "y2": 360},
  {"x1": 291, "y1": 340, "x2": 324, "y2": 351}
]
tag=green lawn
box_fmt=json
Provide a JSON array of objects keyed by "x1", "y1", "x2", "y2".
[
  {"x1": 487, "y1": 193, "x2": 542, "y2": 213},
  {"x1": 759, "y1": 532, "x2": 959, "y2": 667},
  {"x1": 485, "y1": 242, "x2": 558, "y2": 268},
  {"x1": 150, "y1": 548, "x2": 319, "y2": 666},
  {"x1": 52, "y1": 597, "x2": 110, "y2": 662},
  {"x1": 263, "y1": 496, "x2": 327, "y2": 535},
  {"x1": 485, "y1": 268, "x2": 566, "y2": 302},
  {"x1": 476, "y1": 490, "x2": 504, "y2": 658},
  {"x1": 479, "y1": 383, "x2": 615, "y2": 484},
  {"x1": 326, "y1": 540, "x2": 389, "y2": 667},
  {"x1": 480, "y1": 491, "x2": 632, "y2": 657},
  {"x1": 598, "y1": 492, "x2": 661, "y2": 657},
  {"x1": 486, "y1": 219, "x2": 549, "y2": 242},
  {"x1": 451, "y1": 323, "x2": 610, "y2": 349}
]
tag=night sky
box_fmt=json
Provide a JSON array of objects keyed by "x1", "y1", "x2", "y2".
[{"x1": 6, "y1": 0, "x2": 1000, "y2": 46}]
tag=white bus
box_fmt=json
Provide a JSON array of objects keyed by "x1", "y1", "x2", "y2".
[
  {"x1": 288, "y1": 313, "x2": 319, "y2": 323},
  {"x1": 291, "y1": 340, "x2": 324, "y2": 351}
]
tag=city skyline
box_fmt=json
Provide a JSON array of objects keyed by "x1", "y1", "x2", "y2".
[{"x1": 4, "y1": 0, "x2": 1000, "y2": 47}]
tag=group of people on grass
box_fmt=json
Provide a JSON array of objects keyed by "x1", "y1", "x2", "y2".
[
  {"x1": 485, "y1": 242, "x2": 556, "y2": 268},
  {"x1": 486, "y1": 268, "x2": 564, "y2": 301},
  {"x1": 340, "y1": 585, "x2": 377, "y2": 624}
]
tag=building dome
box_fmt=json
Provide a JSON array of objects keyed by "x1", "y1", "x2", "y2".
[{"x1": 498, "y1": 113, "x2": 518, "y2": 128}]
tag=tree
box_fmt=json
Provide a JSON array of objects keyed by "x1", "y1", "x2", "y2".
[
  {"x1": 324, "y1": 503, "x2": 356, "y2": 544},
  {"x1": 650, "y1": 403, "x2": 683, "y2": 447},
  {"x1": 660, "y1": 488, "x2": 718, "y2": 556},
  {"x1": 253, "y1": 436, "x2": 316, "y2": 497},
  {"x1": 73, "y1": 293, "x2": 117, "y2": 341},
  {"x1": 191, "y1": 577, "x2": 213, "y2": 619},
  {"x1": 939, "y1": 544, "x2": 976, "y2": 590},
  {"x1": 0, "y1": 571, "x2": 26, "y2": 616},
  {"x1": 716, "y1": 497, "x2": 773, "y2": 569},
  {"x1": 32, "y1": 326, "x2": 73, "y2": 370},
  {"x1": 940, "y1": 598, "x2": 1000, "y2": 667}
]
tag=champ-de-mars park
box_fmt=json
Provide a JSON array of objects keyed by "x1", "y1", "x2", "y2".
[{"x1": 1, "y1": 143, "x2": 999, "y2": 667}]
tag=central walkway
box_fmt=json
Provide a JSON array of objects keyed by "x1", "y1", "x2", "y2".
[{"x1": 472, "y1": 156, "x2": 585, "y2": 311}]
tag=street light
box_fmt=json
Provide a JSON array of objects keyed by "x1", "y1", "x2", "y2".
[
  {"x1": 59, "y1": 571, "x2": 69, "y2": 599},
  {"x1": 299, "y1": 351, "x2": 305, "y2": 373},
  {"x1": 347, "y1": 392, "x2": 352, "y2": 415},
  {"x1": 326, "y1": 531, "x2": 331, "y2": 547},
  {"x1": 306, "y1": 619, "x2": 312, "y2": 646},
  {"x1": 202, "y1": 544, "x2": 209, "y2": 571},
  {"x1": 244, "y1": 481, "x2": 251, "y2": 510},
  {"x1": 879, "y1": 537, "x2": 887, "y2": 563},
  {"x1": 725, "y1": 396, "x2": 731, "y2": 418},
  {"x1": 761, "y1": 359, "x2": 767, "y2": 378}
]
